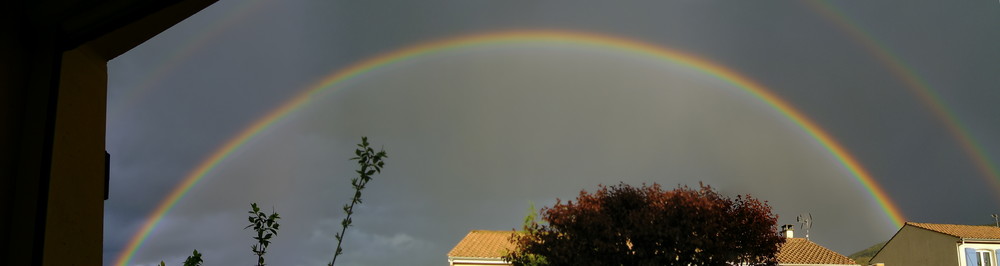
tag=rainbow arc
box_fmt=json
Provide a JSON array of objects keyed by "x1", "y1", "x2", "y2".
[{"x1": 114, "y1": 30, "x2": 906, "y2": 266}]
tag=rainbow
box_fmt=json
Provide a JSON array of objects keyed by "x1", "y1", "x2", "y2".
[
  {"x1": 107, "y1": 0, "x2": 272, "y2": 122},
  {"x1": 804, "y1": 1, "x2": 1000, "y2": 199},
  {"x1": 114, "y1": 30, "x2": 906, "y2": 265}
]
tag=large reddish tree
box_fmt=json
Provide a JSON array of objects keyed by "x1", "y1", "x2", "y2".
[{"x1": 505, "y1": 183, "x2": 784, "y2": 266}]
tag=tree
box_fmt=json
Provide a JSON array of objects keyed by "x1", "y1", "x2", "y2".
[
  {"x1": 245, "y1": 203, "x2": 280, "y2": 266},
  {"x1": 511, "y1": 202, "x2": 548, "y2": 266},
  {"x1": 157, "y1": 138, "x2": 386, "y2": 266},
  {"x1": 157, "y1": 249, "x2": 202, "y2": 266},
  {"x1": 329, "y1": 136, "x2": 387, "y2": 266},
  {"x1": 504, "y1": 183, "x2": 785, "y2": 266},
  {"x1": 182, "y1": 249, "x2": 203, "y2": 266}
]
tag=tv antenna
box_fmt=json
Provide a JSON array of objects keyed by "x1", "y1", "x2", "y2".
[{"x1": 797, "y1": 213, "x2": 813, "y2": 240}]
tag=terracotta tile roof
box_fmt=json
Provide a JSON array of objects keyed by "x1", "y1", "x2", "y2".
[
  {"x1": 448, "y1": 230, "x2": 857, "y2": 265},
  {"x1": 907, "y1": 222, "x2": 1000, "y2": 239},
  {"x1": 777, "y1": 238, "x2": 856, "y2": 265},
  {"x1": 447, "y1": 230, "x2": 519, "y2": 259}
]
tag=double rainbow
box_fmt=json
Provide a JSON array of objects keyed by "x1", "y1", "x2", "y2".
[
  {"x1": 804, "y1": 1, "x2": 1000, "y2": 201},
  {"x1": 114, "y1": 30, "x2": 906, "y2": 265}
]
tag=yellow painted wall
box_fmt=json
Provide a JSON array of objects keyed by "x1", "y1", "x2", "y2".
[{"x1": 43, "y1": 44, "x2": 108, "y2": 266}]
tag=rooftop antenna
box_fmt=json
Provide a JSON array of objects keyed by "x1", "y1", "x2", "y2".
[
  {"x1": 797, "y1": 213, "x2": 813, "y2": 240},
  {"x1": 992, "y1": 214, "x2": 998, "y2": 227}
]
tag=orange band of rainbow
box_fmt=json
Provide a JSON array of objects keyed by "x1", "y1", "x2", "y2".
[{"x1": 115, "y1": 30, "x2": 905, "y2": 266}]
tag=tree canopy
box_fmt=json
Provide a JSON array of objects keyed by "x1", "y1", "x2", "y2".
[{"x1": 504, "y1": 183, "x2": 784, "y2": 266}]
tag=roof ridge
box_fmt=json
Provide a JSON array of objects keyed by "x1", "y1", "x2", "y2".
[
  {"x1": 909, "y1": 221, "x2": 1000, "y2": 226},
  {"x1": 908, "y1": 221, "x2": 995, "y2": 225},
  {"x1": 777, "y1": 237, "x2": 856, "y2": 264},
  {"x1": 905, "y1": 222, "x2": 1000, "y2": 239},
  {"x1": 448, "y1": 230, "x2": 519, "y2": 258}
]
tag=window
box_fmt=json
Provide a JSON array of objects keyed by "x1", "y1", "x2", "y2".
[
  {"x1": 966, "y1": 248, "x2": 998, "y2": 266},
  {"x1": 977, "y1": 250, "x2": 993, "y2": 266}
]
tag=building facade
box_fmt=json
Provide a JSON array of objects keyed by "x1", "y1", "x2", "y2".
[{"x1": 871, "y1": 222, "x2": 1000, "y2": 266}]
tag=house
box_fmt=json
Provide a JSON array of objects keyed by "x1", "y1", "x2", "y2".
[
  {"x1": 447, "y1": 229, "x2": 856, "y2": 265},
  {"x1": 870, "y1": 222, "x2": 1000, "y2": 266}
]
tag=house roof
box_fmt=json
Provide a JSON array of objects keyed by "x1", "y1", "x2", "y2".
[
  {"x1": 447, "y1": 230, "x2": 518, "y2": 259},
  {"x1": 449, "y1": 230, "x2": 855, "y2": 265},
  {"x1": 777, "y1": 238, "x2": 857, "y2": 265},
  {"x1": 907, "y1": 222, "x2": 1000, "y2": 239}
]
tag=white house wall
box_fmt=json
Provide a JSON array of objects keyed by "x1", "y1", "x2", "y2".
[{"x1": 957, "y1": 242, "x2": 1000, "y2": 266}]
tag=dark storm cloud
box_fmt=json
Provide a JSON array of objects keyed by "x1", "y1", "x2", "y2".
[{"x1": 105, "y1": 0, "x2": 1000, "y2": 265}]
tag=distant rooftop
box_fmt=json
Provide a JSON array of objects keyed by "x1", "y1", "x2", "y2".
[
  {"x1": 448, "y1": 230, "x2": 856, "y2": 265},
  {"x1": 777, "y1": 238, "x2": 856, "y2": 265},
  {"x1": 907, "y1": 222, "x2": 1000, "y2": 239},
  {"x1": 447, "y1": 230, "x2": 518, "y2": 259}
]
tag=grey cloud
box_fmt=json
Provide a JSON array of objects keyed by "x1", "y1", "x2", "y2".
[{"x1": 105, "y1": 0, "x2": 1000, "y2": 265}]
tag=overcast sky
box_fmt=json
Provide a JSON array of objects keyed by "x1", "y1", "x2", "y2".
[{"x1": 103, "y1": 1, "x2": 1000, "y2": 265}]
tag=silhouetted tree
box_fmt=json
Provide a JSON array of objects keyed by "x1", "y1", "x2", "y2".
[
  {"x1": 246, "y1": 203, "x2": 280, "y2": 266},
  {"x1": 329, "y1": 136, "x2": 387, "y2": 266},
  {"x1": 182, "y1": 249, "x2": 203, "y2": 266},
  {"x1": 158, "y1": 249, "x2": 203, "y2": 266},
  {"x1": 505, "y1": 183, "x2": 784, "y2": 266}
]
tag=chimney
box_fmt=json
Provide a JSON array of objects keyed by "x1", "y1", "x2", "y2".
[{"x1": 780, "y1": 224, "x2": 794, "y2": 238}]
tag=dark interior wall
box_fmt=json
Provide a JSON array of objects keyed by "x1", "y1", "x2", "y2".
[
  {"x1": 1, "y1": 3, "x2": 64, "y2": 264},
  {"x1": 44, "y1": 43, "x2": 109, "y2": 265},
  {"x1": 0, "y1": 1, "x2": 216, "y2": 265}
]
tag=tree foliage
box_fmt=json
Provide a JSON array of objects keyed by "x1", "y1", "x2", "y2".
[
  {"x1": 156, "y1": 137, "x2": 388, "y2": 266},
  {"x1": 246, "y1": 203, "x2": 281, "y2": 266},
  {"x1": 157, "y1": 249, "x2": 203, "y2": 266},
  {"x1": 329, "y1": 136, "x2": 387, "y2": 266},
  {"x1": 504, "y1": 183, "x2": 784, "y2": 266},
  {"x1": 182, "y1": 249, "x2": 203, "y2": 266}
]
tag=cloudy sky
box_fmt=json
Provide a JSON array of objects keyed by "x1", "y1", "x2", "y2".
[{"x1": 103, "y1": 0, "x2": 1000, "y2": 265}]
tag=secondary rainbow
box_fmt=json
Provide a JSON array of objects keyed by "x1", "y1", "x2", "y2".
[
  {"x1": 114, "y1": 30, "x2": 906, "y2": 265},
  {"x1": 108, "y1": 0, "x2": 272, "y2": 121},
  {"x1": 805, "y1": 1, "x2": 1000, "y2": 199}
]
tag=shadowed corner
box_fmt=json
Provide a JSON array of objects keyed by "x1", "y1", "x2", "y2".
[{"x1": 1, "y1": 1, "x2": 217, "y2": 266}]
